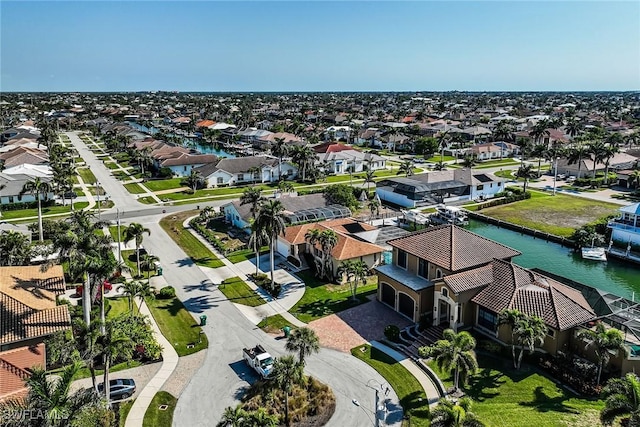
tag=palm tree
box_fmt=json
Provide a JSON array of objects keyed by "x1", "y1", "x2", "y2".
[
  {"x1": 600, "y1": 373, "x2": 640, "y2": 426},
  {"x1": 305, "y1": 228, "x2": 324, "y2": 277},
  {"x1": 244, "y1": 408, "x2": 278, "y2": 427},
  {"x1": 337, "y1": 259, "x2": 355, "y2": 289},
  {"x1": 398, "y1": 160, "x2": 414, "y2": 177},
  {"x1": 248, "y1": 221, "x2": 267, "y2": 276},
  {"x1": 629, "y1": 169, "x2": 640, "y2": 190},
  {"x1": 0, "y1": 230, "x2": 33, "y2": 266},
  {"x1": 430, "y1": 397, "x2": 485, "y2": 427},
  {"x1": 136, "y1": 281, "x2": 156, "y2": 309},
  {"x1": 2, "y1": 362, "x2": 102, "y2": 427},
  {"x1": 529, "y1": 121, "x2": 550, "y2": 148},
  {"x1": 271, "y1": 137, "x2": 290, "y2": 179},
  {"x1": 368, "y1": 198, "x2": 380, "y2": 224},
  {"x1": 419, "y1": 329, "x2": 478, "y2": 391},
  {"x1": 565, "y1": 118, "x2": 583, "y2": 139},
  {"x1": 272, "y1": 355, "x2": 303, "y2": 427},
  {"x1": 217, "y1": 406, "x2": 248, "y2": 427},
  {"x1": 255, "y1": 200, "x2": 287, "y2": 291},
  {"x1": 290, "y1": 145, "x2": 316, "y2": 182},
  {"x1": 364, "y1": 168, "x2": 376, "y2": 192},
  {"x1": 318, "y1": 229, "x2": 339, "y2": 281},
  {"x1": 140, "y1": 253, "x2": 160, "y2": 283},
  {"x1": 100, "y1": 319, "x2": 134, "y2": 404},
  {"x1": 513, "y1": 315, "x2": 546, "y2": 369},
  {"x1": 577, "y1": 322, "x2": 627, "y2": 385},
  {"x1": 602, "y1": 145, "x2": 620, "y2": 185},
  {"x1": 588, "y1": 140, "x2": 608, "y2": 177},
  {"x1": 184, "y1": 169, "x2": 206, "y2": 192},
  {"x1": 530, "y1": 144, "x2": 547, "y2": 177},
  {"x1": 350, "y1": 260, "x2": 368, "y2": 301},
  {"x1": 285, "y1": 326, "x2": 320, "y2": 366},
  {"x1": 117, "y1": 280, "x2": 140, "y2": 312},
  {"x1": 567, "y1": 144, "x2": 589, "y2": 179},
  {"x1": 123, "y1": 222, "x2": 151, "y2": 277},
  {"x1": 73, "y1": 318, "x2": 102, "y2": 391},
  {"x1": 461, "y1": 155, "x2": 477, "y2": 169},
  {"x1": 515, "y1": 163, "x2": 536, "y2": 193},
  {"x1": 240, "y1": 188, "x2": 263, "y2": 272},
  {"x1": 20, "y1": 177, "x2": 52, "y2": 241},
  {"x1": 437, "y1": 130, "x2": 451, "y2": 162},
  {"x1": 498, "y1": 309, "x2": 524, "y2": 368}
]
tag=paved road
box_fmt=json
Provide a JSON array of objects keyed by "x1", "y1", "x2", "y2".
[{"x1": 134, "y1": 217, "x2": 402, "y2": 427}]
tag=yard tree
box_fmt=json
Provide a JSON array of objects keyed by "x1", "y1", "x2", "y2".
[
  {"x1": 100, "y1": 319, "x2": 134, "y2": 405},
  {"x1": 430, "y1": 397, "x2": 485, "y2": 427},
  {"x1": 577, "y1": 321, "x2": 627, "y2": 385},
  {"x1": 124, "y1": 222, "x2": 151, "y2": 277},
  {"x1": 0, "y1": 230, "x2": 33, "y2": 266},
  {"x1": 415, "y1": 136, "x2": 439, "y2": 158},
  {"x1": 567, "y1": 144, "x2": 589, "y2": 179},
  {"x1": 117, "y1": 280, "x2": 141, "y2": 312},
  {"x1": 419, "y1": 329, "x2": 478, "y2": 391},
  {"x1": 241, "y1": 187, "x2": 264, "y2": 273},
  {"x1": 272, "y1": 355, "x2": 304, "y2": 427},
  {"x1": 513, "y1": 315, "x2": 546, "y2": 369},
  {"x1": 398, "y1": 160, "x2": 414, "y2": 177},
  {"x1": 20, "y1": 177, "x2": 52, "y2": 241},
  {"x1": 324, "y1": 184, "x2": 358, "y2": 211},
  {"x1": 271, "y1": 137, "x2": 290, "y2": 179},
  {"x1": 515, "y1": 163, "x2": 536, "y2": 193},
  {"x1": 530, "y1": 144, "x2": 547, "y2": 177},
  {"x1": 498, "y1": 309, "x2": 525, "y2": 368},
  {"x1": 285, "y1": 326, "x2": 320, "y2": 366},
  {"x1": 256, "y1": 199, "x2": 288, "y2": 291},
  {"x1": 600, "y1": 373, "x2": 640, "y2": 426},
  {"x1": 217, "y1": 406, "x2": 248, "y2": 427},
  {"x1": 184, "y1": 169, "x2": 207, "y2": 192}
]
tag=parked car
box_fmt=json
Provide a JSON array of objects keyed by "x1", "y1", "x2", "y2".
[
  {"x1": 76, "y1": 280, "x2": 112, "y2": 298},
  {"x1": 97, "y1": 378, "x2": 136, "y2": 400}
]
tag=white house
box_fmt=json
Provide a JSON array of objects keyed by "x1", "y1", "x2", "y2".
[
  {"x1": 195, "y1": 156, "x2": 297, "y2": 188},
  {"x1": 608, "y1": 203, "x2": 640, "y2": 254},
  {"x1": 0, "y1": 173, "x2": 55, "y2": 205}
]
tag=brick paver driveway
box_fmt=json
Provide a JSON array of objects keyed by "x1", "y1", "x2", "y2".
[{"x1": 308, "y1": 297, "x2": 413, "y2": 352}]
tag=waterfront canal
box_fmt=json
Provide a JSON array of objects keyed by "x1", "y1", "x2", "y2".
[{"x1": 467, "y1": 219, "x2": 640, "y2": 299}]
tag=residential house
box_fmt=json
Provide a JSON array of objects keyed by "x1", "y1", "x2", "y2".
[
  {"x1": 0, "y1": 146, "x2": 49, "y2": 169},
  {"x1": 222, "y1": 193, "x2": 351, "y2": 233},
  {"x1": 194, "y1": 156, "x2": 297, "y2": 188},
  {"x1": 468, "y1": 142, "x2": 519, "y2": 160},
  {"x1": 0, "y1": 265, "x2": 71, "y2": 352},
  {"x1": 556, "y1": 152, "x2": 638, "y2": 178},
  {"x1": 278, "y1": 218, "x2": 385, "y2": 277},
  {"x1": 376, "y1": 169, "x2": 503, "y2": 208},
  {"x1": 0, "y1": 343, "x2": 46, "y2": 402},
  {"x1": 0, "y1": 173, "x2": 54, "y2": 206},
  {"x1": 607, "y1": 202, "x2": 640, "y2": 255},
  {"x1": 314, "y1": 142, "x2": 386, "y2": 174},
  {"x1": 375, "y1": 225, "x2": 520, "y2": 322}
]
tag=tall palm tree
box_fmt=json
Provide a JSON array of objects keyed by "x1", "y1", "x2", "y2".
[
  {"x1": 20, "y1": 177, "x2": 52, "y2": 241},
  {"x1": 529, "y1": 121, "x2": 550, "y2": 148},
  {"x1": 217, "y1": 406, "x2": 248, "y2": 427},
  {"x1": 140, "y1": 253, "x2": 160, "y2": 283},
  {"x1": 513, "y1": 315, "x2": 546, "y2": 369},
  {"x1": 430, "y1": 397, "x2": 485, "y2": 427},
  {"x1": 123, "y1": 222, "x2": 151, "y2": 277},
  {"x1": 350, "y1": 260, "x2": 368, "y2": 300},
  {"x1": 600, "y1": 373, "x2": 640, "y2": 426},
  {"x1": 530, "y1": 144, "x2": 547, "y2": 177},
  {"x1": 117, "y1": 280, "x2": 141, "y2": 312},
  {"x1": 290, "y1": 145, "x2": 316, "y2": 182},
  {"x1": 602, "y1": 145, "x2": 620, "y2": 185},
  {"x1": 305, "y1": 228, "x2": 324, "y2": 277},
  {"x1": 368, "y1": 198, "x2": 380, "y2": 224},
  {"x1": 136, "y1": 281, "x2": 156, "y2": 310},
  {"x1": 515, "y1": 163, "x2": 536, "y2": 193},
  {"x1": 256, "y1": 200, "x2": 287, "y2": 291},
  {"x1": 271, "y1": 137, "x2": 290, "y2": 179},
  {"x1": 285, "y1": 326, "x2": 320, "y2": 366},
  {"x1": 577, "y1": 322, "x2": 627, "y2": 385},
  {"x1": 436, "y1": 130, "x2": 451, "y2": 162},
  {"x1": 398, "y1": 160, "x2": 414, "y2": 177},
  {"x1": 567, "y1": 144, "x2": 589, "y2": 179},
  {"x1": 588, "y1": 140, "x2": 608, "y2": 177},
  {"x1": 248, "y1": 220, "x2": 267, "y2": 276},
  {"x1": 73, "y1": 318, "x2": 102, "y2": 391},
  {"x1": 337, "y1": 259, "x2": 356, "y2": 289},
  {"x1": 419, "y1": 329, "x2": 478, "y2": 391},
  {"x1": 364, "y1": 168, "x2": 376, "y2": 192},
  {"x1": 184, "y1": 169, "x2": 206, "y2": 192},
  {"x1": 498, "y1": 309, "x2": 524, "y2": 368},
  {"x1": 240, "y1": 188, "x2": 263, "y2": 272},
  {"x1": 272, "y1": 355, "x2": 303, "y2": 427},
  {"x1": 565, "y1": 118, "x2": 583, "y2": 139},
  {"x1": 100, "y1": 319, "x2": 134, "y2": 404},
  {"x1": 318, "y1": 229, "x2": 339, "y2": 281}
]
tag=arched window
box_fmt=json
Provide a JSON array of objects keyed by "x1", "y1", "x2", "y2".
[
  {"x1": 436, "y1": 269, "x2": 443, "y2": 279},
  {"x1": 441, "y1": 287, "x2": 448, "y2": 298}
]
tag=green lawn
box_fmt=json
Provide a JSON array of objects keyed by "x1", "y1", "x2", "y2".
[
  {"x1": 159, "y1": 211, "x2": 224, "y2": 268},
  {"x1": 143, "y1": 391, "x2": 177, "y2": 427},
  {"x1": 144, "y1": 178, "x2": 184, "y2": 192},
  {"x1": 118, "y1": 400, "x2": 135, "y2": 427},
  {"x1": 218, "y1": 276, "x2": 265, "y2": 306},
  {"x1": 494, "y1": 169, "x2": 515, "y2": 179},
  {"x1": 351, "y1": 345, "x2": 429, "y2": 426},
  {"x1": 225, "y1": 247, "x2": 269, "y2": 263},
  {"x1": 0, "y1": 202, "x2": 90, "y2": 220},
  {"x1": 427, "y1": 354, "x2": 603, "y2": 427},
  {"x1": 73, "y1": 360, "x2": 143, "y2": 380},
  {"x1": 289, "y1": 270, "x2": 378, "y2": 323},
  {"x1": 109, "y1": 225, "x2": 127, "y2": 243},
  {"x1": 106, "y1": 297, "x2": 138, "y2": 318},
  {"x1": 478, "y1": 190, "x2": 619, "y2": 237},
  {"x1": 474, "y1": 159, "x2": 522, "y2": 168},
  {"x1": 105, "y1": 161, "x2": 120, "y2": 170},
  {"x1": 146, "y1": 296, "x2": 208, "y2": 357},
  {"x1": 77, "y1": 168, "x2": 97, "y2": 184},
  {"x1": 427, "y1": 155, "x2": 456, "y2": 162},
  {"x1": 258, "y1": 314, "x2": 296, "y2": 334},
  {"x1": 124, "y1": 183, "x2": 147, "y2": 194}
]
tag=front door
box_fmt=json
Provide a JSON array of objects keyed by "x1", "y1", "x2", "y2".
[{"x1": 439, "y1": 300, "x2": 449, "y2": 327}]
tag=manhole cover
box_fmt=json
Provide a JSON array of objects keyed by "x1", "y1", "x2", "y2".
[{"x1": 159, "y1": 405, "x2": 168, "y2": 411}]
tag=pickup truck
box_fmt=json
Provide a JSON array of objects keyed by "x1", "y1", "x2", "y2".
[{"x1": 243, "y1": 345, "x2": 274, "y2": 379}]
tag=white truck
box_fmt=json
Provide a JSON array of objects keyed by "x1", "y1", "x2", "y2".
[{"x1": 243, "y1": 345, "x2": 274, "y2": 379}]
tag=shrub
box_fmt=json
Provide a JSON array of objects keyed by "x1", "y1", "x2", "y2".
[
  {"x1": 158, "y1": 286, "x2": 176, "y2": 299},
  {"x1": 157, "y1": 167, "x2": 173, "y2": 178},
  {"x1": 384, "y1": 325, "x2": 400, "y2": 342}
]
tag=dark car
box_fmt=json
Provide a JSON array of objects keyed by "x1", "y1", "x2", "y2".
[{"x1": 97, "y1": 378, "x2": 136, "y2": 400}]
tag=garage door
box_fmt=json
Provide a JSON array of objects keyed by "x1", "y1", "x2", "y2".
[
  {"x1": 380, "y1": 283, "x2": 395, "y2": 308},
  {"x1": 398, "y1": 293, "x2": 415, "y2": 321}
]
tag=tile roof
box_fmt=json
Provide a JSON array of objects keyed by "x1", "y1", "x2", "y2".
[
  {"x1": 389, "y1": 225, "x2": 521, "y2": 272},
  {"x1": 160, "y1": 153, "x2": 218, "y2": 167},
  {"x1": 0, "y1": 343, "x2": 45, "y2": 401},
  {"x1": 443, "y1": 264, "x2": 493, "y2": 293},
  {"x1": 228, "y1": 193, "x2": 335, "y2": 223},
  {"x1": 0, "y1": 266, "x2": 71, "y2": 346},
  {"x1": 471, "y1": 260, "x2": 596, "y2": 330},
  {"x1": 281, "y1": 219, "x2": 384, "y2": 261},
  {"x1": 313, "y1": 142, "x2": 360, "y2": 154}
]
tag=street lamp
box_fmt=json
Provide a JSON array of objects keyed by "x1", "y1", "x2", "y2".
[
  {"x1": 95, "y1": 181, "x2": 101, "y2": 219},
  {"x1": 552, "y1": 157, "x2": 559, "y2": 196},
  {"x1": 116, "y1": 208, "x2": 122, "y2": 262},
  {"x1": 366, "y1": 379, "x2": 389, "y2": 427}
]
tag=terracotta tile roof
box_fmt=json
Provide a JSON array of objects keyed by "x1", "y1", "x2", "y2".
[
  {"x1": 471, "y1": 260, "x2": 596, "y2": 330},
  {"x1": 443, "y1": 264, "x2": 493, "y2": 293},
  {"x1": 281, "y1": 219, "x2": 383, "y2": 261},
  {"x1": 0, "y1": 344, "x2": 45, "y2": 401},
  {"x1": 389, "y1": 225, "x2": 521, "y2": 272},
  {"x1": 160, "y1": 154, "x2": 218, "y2": 167},
  {"x1": 0, "y1": 266, "x2": 71, "y2": 346},
  {"x1": 195, "y1": 120, "x2": 216, "y2": 128},
  {"x1": 312, "y1": 142, "x2": 360, "y2": 154}
]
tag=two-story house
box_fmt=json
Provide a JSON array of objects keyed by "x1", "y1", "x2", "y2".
[{"x1": 607, "y1": 202, "x2": 640, "y2": 261}]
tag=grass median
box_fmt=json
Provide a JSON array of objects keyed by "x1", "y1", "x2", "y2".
[
  {"x1": 78, "y1": 167, "x2": 97, "y2": 184},
  {"x1": 219, "y1": 276, "x2": 265, "y2": 306},
  {"x1": 0, "y1": 202, "x2": 90, "y2": 220},
  {"x1": 143, "y1": 391, "x2": 177, "y2": 427},
  {"x1": 159, "y1": 210, "x2": 224, "y2": 268}
]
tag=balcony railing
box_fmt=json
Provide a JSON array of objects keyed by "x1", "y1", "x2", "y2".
[{"x1": 607, "y1": 220, "x2": 640, "y2": 232}]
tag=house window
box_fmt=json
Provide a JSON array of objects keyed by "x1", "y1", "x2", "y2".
[
  {"x1": 418, "y1": 259, "x2": 428, "y2": 278},
  {"x1": 217, "y1": 177, "x2": 223, "y2": 184},
  {"x1": 478, "y1": 307, "x2": 498, "y2": 331},
  {"x1": 441, "y1": 287, "x2": 448, "y2": 298},
  {"x1": 183, "y1": 166, "x2": 187, "y2": 172},
  {"x1": 238, "y1": 174, "x2": 244, "y2": 181},
  {"x1": 477, "y1": 184, "x2": 484, "y2": 191},
  {"x1": 457, "y1": 305, "x2": 462, "y2": 323},
  {"x1": 547, "y1": 328, "x2": 555, "y2": 338},
  {"x1": 436, "y1": 269, "x2": 443, "y2": 279},
  {"x1": 397, "y1": 250, "x2": 407, "y2": 269}
]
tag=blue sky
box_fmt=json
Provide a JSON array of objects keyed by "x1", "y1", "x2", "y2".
[{"x1": 1, "y1": 1, "x2": 638, "y2": 92}]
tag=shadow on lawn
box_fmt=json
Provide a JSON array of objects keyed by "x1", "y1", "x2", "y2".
[
  {"x1": 466, "y1": 368, "x2": 505, "y2": 402},
  {"x1": 399, "y1": 390, "x2": 430, "y2": 419},
  {"x1": 519, "y1": 386, "x2": 581, "y2": 414}
]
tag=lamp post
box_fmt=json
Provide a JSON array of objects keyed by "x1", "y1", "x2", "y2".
[
  {"x1": 116, "y1": 208, "x2": 122, "y2": 262},
  {"x1": 95, "y1": 181, "x2": 101, "y2": 219},
  {"x1": 552, "y1": 157, "x2": 559, "y2": 196},
  {"x1": 366, "y1": 379, "x2": 389, "y2": 427}
]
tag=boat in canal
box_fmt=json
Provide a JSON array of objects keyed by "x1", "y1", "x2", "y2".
[
  {"x1": 430, "y1": 205, "x2": 469, "y2": 227},
  {"x1": 581, "y1": 246, "x2": 607, "y2": 262}
]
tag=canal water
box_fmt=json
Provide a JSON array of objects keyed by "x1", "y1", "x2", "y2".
[
  {"x1": 467, "y1": 219, "x2": 640, "y2": 299},
  {"x1": 126, "y1": 122, "x2": 236, "y2": 158}
]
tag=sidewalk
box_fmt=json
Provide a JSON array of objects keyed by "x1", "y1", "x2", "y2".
[
  {"x1": 370, "y1": 341, "x2": 443, "y2": 407},
  {"x1": 125, "y1": 282, "x2": 179, "y2": 427},
  {"x1": 184, "y1": 216, "x2": 306, "y2": 327}
]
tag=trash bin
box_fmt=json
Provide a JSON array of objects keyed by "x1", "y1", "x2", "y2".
[
  {"x1": 200, "y1": 315, "x2": 207, "y2": 326},
  {"x1": 157, "y1": 267, "x2": 163, "y2": 276},
  {"x1": 197, "y1": 205, "x2": 200, "y2": 210},
  {"x1": 282, "y1": 325, "x2": 291, "y2": 338}
]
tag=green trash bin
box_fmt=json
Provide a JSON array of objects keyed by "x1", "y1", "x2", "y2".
[
  {"x1": 282, "y1": 326, "x2": 291, "y2": 338},
  {"x1": 157, "y1": 267, "x2": 163, "y2": 276},
  {"x1": 200, "y1": 315, "x2": 207, "y2": 326}
]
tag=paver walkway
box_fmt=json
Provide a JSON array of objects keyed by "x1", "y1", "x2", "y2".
[{"x1": 125, "y1": 287, "x2": 179, "y2": 427}]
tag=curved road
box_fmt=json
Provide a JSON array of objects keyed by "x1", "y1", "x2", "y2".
[{"x1": 65, "y1": 132, "x2": 403, "y2": 426}]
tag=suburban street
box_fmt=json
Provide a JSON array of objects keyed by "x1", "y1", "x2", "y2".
[{"x1": 64, "y1": 131, "x2": 403, "y2": 426}]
